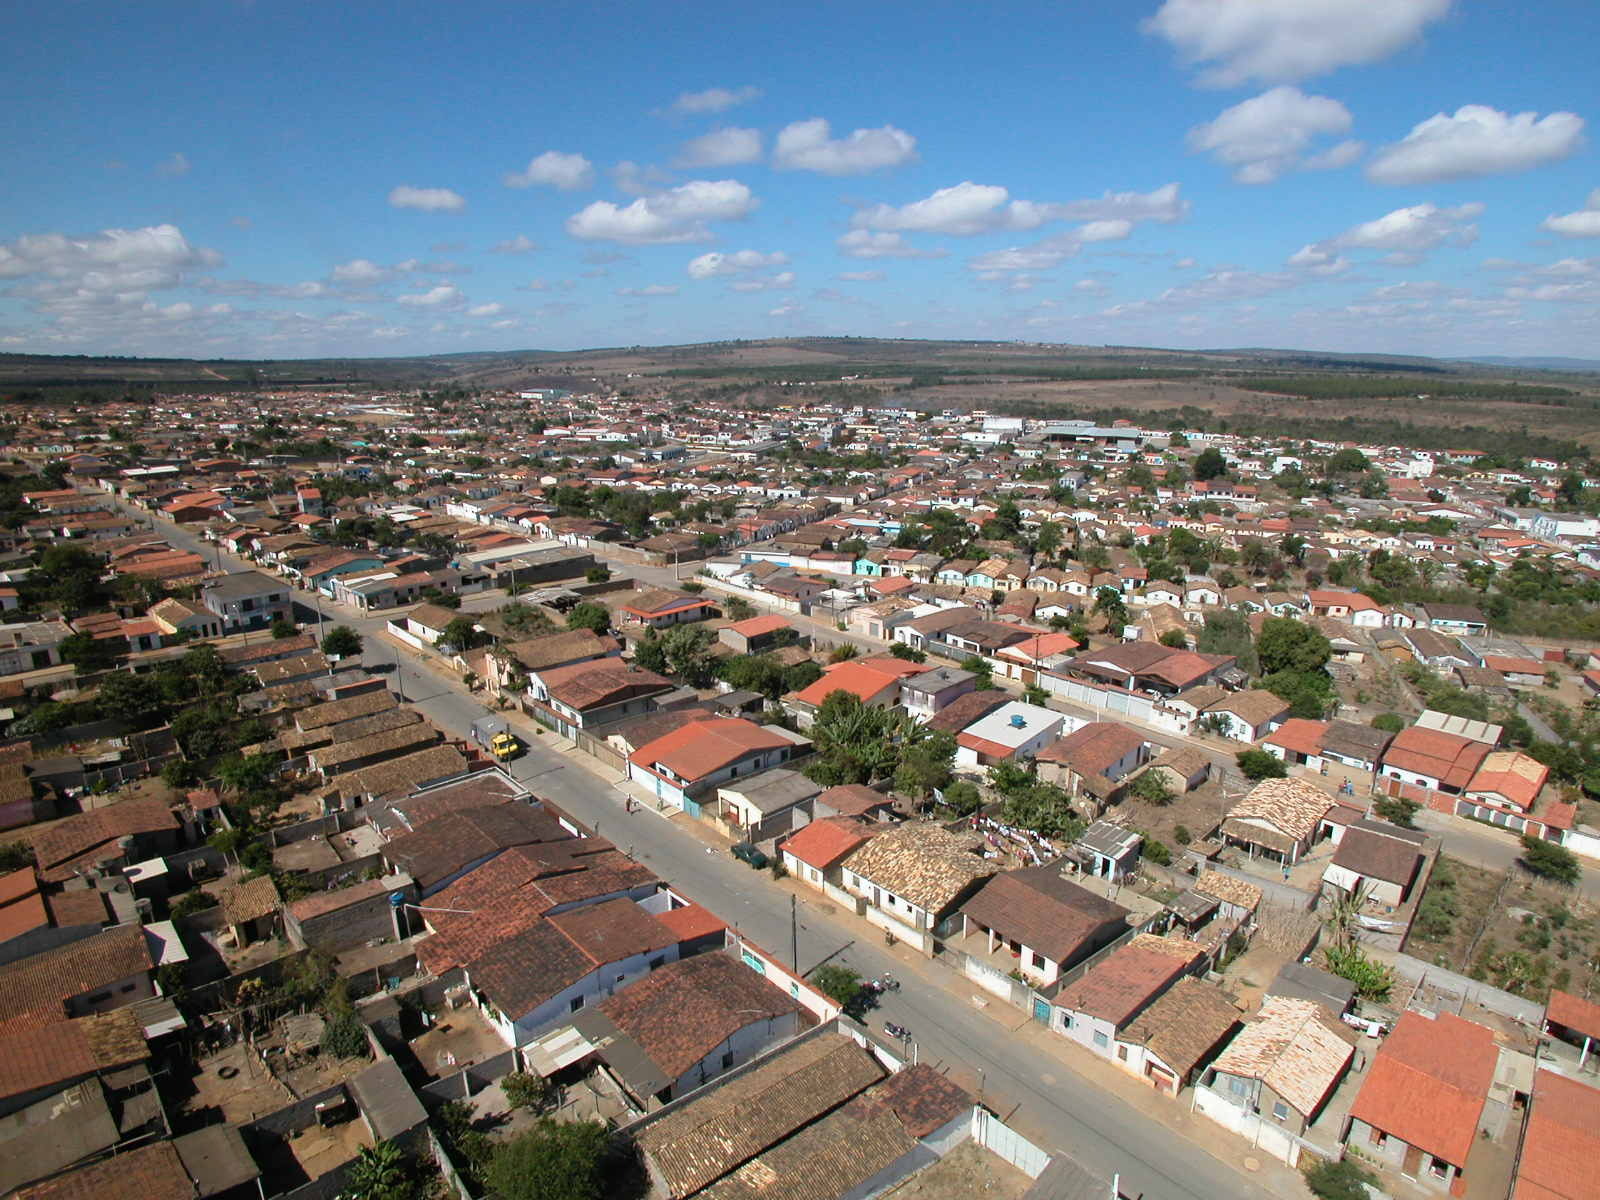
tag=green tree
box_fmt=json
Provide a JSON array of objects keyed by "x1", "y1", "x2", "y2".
[
  {"x1": 1193, "y1": 447, "x2": 1227, "y2": 480},
  {"x1": 724, "y1": 596, "x2": 755, "y2": 621},
  {"x1": 502, "y1": 1072, "x2": 558, "y2": 1113},
  {"x1": 1371, "y1": 713, "x2": 1405, "y2": 733},
  {"x1": 565, "y1": 602, "x2": 611, "y2": 634},
  {"x1": 346, "y1": 1142, "x2": 409, "y2": 1200},
  {"x1": 1158, "y1": 628, "x2": 1189, "y2": 649},
  {"x1": 1325, "y1": 448, "x2": 1370, "y2": 475},
  {"x1": 1519, "y1": 836, "x2": 1580, "y2": 885},
  {"x1": 1256, "y1": 616, "x2": 1331, "y2": 675},
  {"x1": 59, "y1": 631, "x2": 123, "y2": 673},
  {"x1": 1373, "y1": 795, "x2": 1419, "y2": 828},
  {"x1": 941, "y1": 779, "x2": 982, "y2": 815},
  {"x1": 889, "y1": 642, "x2": 926, "y2": 663},
  {"x1": 270, "y1": 618, "x2": 297, "y2": 638},
  {"x1": 1262, "y1": 669, "x2": 1334, "y2": 720},
  {"x1": 655, "y1": 624, "x2": 716, "y2": 687},
  {"x1": 959, "y1": 654, "x2": 994, "y2": 690},
  {"x1": 810, "y1": 965, "x2": 866, "y2": 1015},
  {"x1": 439, "y1": 616, "x2": 487, "y2": 652},
  {"x1": 483, "y1": 1126, "x2": 608, "y2": 1200},
  {"x1": 95, "y1": 671, "x2": 166, "y2": 723},
  {"x1": 322, "y1": 625, "x2": 363, "y2": 658},
  {"x1": 1236, "y1": 749, "x2": 1287, "y2": 779},
  {"x1": 1093, "y1": 586, "x2": 1128, "y2": 630},
  {"x1": 893, "y1": 731, "x2": 957, "y2": 799},
  {"x1": 1130, "y1": 770, "x2": 1173, "y2": 805}
]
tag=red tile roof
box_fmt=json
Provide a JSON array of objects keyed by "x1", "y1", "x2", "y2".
[
  {"x1": 1349, "y1": 1011, "x2": 1496, "y2": 1166},
  {"x1": 724, "y1": 614, "x2": 791, "y2": 637},
  {"x1": 654, "y1": 902, "x2": 727, "y2": 943},
  {"x1": 1514, "y1": 1069, "x2": 1600, "y2": 1200},
  {"x1": 1383, "y1": 726, "x2": 1491, "y2": 791},
  {"x1": 630, "y1": 717, "x2": 791, "y2": 783},
  {"x1": 1546, "y1": 989, "x2": 1600, "y2": 1041},
  {"x1": 791, "y1": 657, "x2": 928, "y2": 708},
  {"x1": 781, "y1": 817, "x2": 878, "y2": 872}
]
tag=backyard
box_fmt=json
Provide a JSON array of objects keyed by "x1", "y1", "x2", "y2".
[{"x1": 1405, "y1": 855, "x2": 1600, "y2": 1004}]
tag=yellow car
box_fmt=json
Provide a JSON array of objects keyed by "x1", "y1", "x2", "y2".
[{"x1": 489, "y1": 732, "x2": 522, "y2": 761}]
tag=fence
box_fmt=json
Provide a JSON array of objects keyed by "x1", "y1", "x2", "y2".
[
  {"x1": 572, "y1": 728, "x2": 628, "y2": 773},
  {"x1": 1389, "y1": 953, "x2": 1544, "y2": 1026},
  {"x1": 418, "y1": 1047, "x2": 520, "y2": 1105},
  {"x1": 971, "y1": 1108, "x2": 1052, "y2": 1179}
]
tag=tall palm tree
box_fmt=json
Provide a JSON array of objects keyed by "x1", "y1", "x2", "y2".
[{"x1": 346, "y1": 1141, "x2": 407, "y2": 1200}]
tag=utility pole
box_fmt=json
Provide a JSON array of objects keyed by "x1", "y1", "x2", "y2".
[{"x1": 790, "y1": 893, "x2": 799, "y2": 974}]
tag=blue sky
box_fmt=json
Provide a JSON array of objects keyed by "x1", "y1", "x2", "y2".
[{"x1": 3, "y1": 0, "x2": 1597, "y2": 360}]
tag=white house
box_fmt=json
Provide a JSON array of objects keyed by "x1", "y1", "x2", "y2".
[{"x1": 954, "y1": 701, "x2": 1067, "y2": 768}]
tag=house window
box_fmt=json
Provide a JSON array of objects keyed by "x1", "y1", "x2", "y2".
[
  {"x1": 1271, "y1": 1100, "x2": 1289, "y2": 1123},
  {"x1": 1428, "y1": 1158, "x2": 1449, "y2": 1180},
  {"x1": 1092, "y1": 1030, "x2": 1109, "y2": 1049},
  {"x1": 569, "y1": 995, "x2": 585, "y2": 1012},
  {"x1": 1031, "y1": 951, "x2": 1046, "y2": 970},
  {"x1": 1369, "y1": 1128, "x2": 1388, "y2": 1148},
  {"x1": 648, "y1": 956, "x2": 665, "y2": 969},
  {"x1": 1227, "y1": 1075, "x2": 1251, "y2": 1099},
  {"x1": 721, "y1": 1051, "x2": 734, "y2": 1070},
  {"x1": 1117, "y1": 1045, "x2": 1128, "y2": 1062},
  {"x1": 1061, "y1": 1014, "x2": 1074, "y2": 1030}
]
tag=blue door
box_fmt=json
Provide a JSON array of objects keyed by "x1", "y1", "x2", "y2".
[{"x1": 1033, "y1": 996, "x2": 1051, "y2": 1024}]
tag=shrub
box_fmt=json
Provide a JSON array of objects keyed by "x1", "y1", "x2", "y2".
[
  {"x1": 1142, "y1": 838, "x2": 1171, "y2": 866},
  {"x1": 503, "y1": 1072, "x2": 557, "y2": 1113},
  {"x1": 170, "y1": 889, "x2": 217, "y2": 918},
  {"x1": 1373, "y1": 795, "x2": 1419, "y2": 829},
  {"x1": 1236, "y1": 749, "x2": 1287, "y2": 780},
  {"x1": 1130, "y1": 770, "x2": 1173, "y2": 806},
  {"x1": 1304, "y1": 1157, "x2": 1378, "y2": 1200},
  {"x1": 320, "y1": 1012, "x2": 371, "y2": 1059},
  {"x1": 1174, "y1": 825, "x2": 1192, "y2": 845},
  {"x1": 1519, "y1": 836, "x2": 1580, "y2": 885}
]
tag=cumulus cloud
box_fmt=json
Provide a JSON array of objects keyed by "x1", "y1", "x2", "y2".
[
  {"x1": 773, "y1": 118, "x2": 917, "y2": 175},
  {"x1": 835, "y1": 230, "x2": 945, "y2": 259},
  {"x1": 490, "y1": 235, "x2": 539, "y2": 254},
  {"x1": 853, "y1": 181, "x2": 1186, "y2": 238},
  {"x1": 1157, "y1": 268, "x2": 1297, "y2": 304},
  {"x1": 565, "y1": 179, "x2": 757, "y2": 244},
  {"x1": 0, "y1": 224, "x2": 220, "y2": 285},
  {"x1": 1297, "y1": 201, "x2": 1483, "y2": 267},
  {"x1": 966, "y1": 219, "x2": 1132, "y2": 277},
  {"x1": 1367, "y1": 105, "x2": 1585, "y2": 184},
  {"x1": 616, "y1": 284, "x2": 680, "y2": 296},
  {"x1": 669, "y1": 85, "x2": 761, "y2": 115},
  {"x1": 397, "y1": 284, "x2": 463, "y2": 307},
  {"x1": 504, "y1": 151, "x2": 594, "y2": 190},
  {"x1": 467, "y1": 302, "x2": 504, "y2": 317},
  {"x1": 686, "y1": 249, "x2": 789, "y2": 279},
  {"x1": 1188, "y1": 87, "x2": 1354, "y2": 183},
  {"x1": 675, "y1": 127, "x2": 762, "y2": 167},
  {"x1": 388, "y1": 185, "x2": 465, "y2": 212},
  {"x1": 1304, "y1": 139, "x2": 1365, "y2": 170},
  {"x1": 1542, "y1": 189, "x2": 1600, "y2": 238},
  {"x1": 1143, "y1": 0, "x2": 1451, "y2": 86},
  {"x1": 836, "y1": 270, "x2": 885, "y2": 282},
  {"x1": 852, "y1": 181, "x2": 1057, "y2": 235}
]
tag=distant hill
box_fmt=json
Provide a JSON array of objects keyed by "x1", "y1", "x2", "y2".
[{"x1": 1458, "y1": 356, "x2": 1600, "y2": 373}]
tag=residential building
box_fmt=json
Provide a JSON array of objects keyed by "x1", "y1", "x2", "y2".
[
  {"x1": 627, "y1": 717, "x2": 798, "y2": 815},
  {"x1": 1115, "y1": 977, "x2": 1240, "y2": 1096},
  {"x1": 839, "y1": 822, "x2": 995, "y2": 954},
  {"x1": 953, "y1": 700, "x2": 1066, "y2": 767},
  {"x1": 955, "y1": 863, "x2": 1132, "y2": 989},
  {"x1": 1220, "y1": 777, "x2": 1336, "y2": 865},
  {"x1": 1052, "y1": 934, "x2": 1203, "y2": 1059},
  {"x1": 199, "y1": 570, "x2": 292, "y2": 632}
]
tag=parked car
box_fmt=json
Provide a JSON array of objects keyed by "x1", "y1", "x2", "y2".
[{"x1": 731, "y1": 841, "x2": 769, "y2": 869}]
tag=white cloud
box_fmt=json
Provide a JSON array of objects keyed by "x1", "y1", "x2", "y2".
[
  {"x1": 388, "y1": 185, "x2": 466, "y2": 212},
  {"x1": 773, "y1": 118, "x2": 917, "y2": 175},
  {"x1": 1304, "y1": 139, "x2": 1365, "y2": 170},
  {"x1": 768, "y1": 303, "x2": 800, "y2": 318},
  {"x1": 1368, "y1": 105, "x2": 1584, "y2": 184},
  {"x1": 1542, "y1": 189, "x2": 1600, "y2": 238},
  {"x1": 617, "y1": 284, "x2": 680, "y2": 297},
  {"x1": 397, "y1": 284, "x2": 463, "y2": 307},
  {"x1": 565, "y1": 179, "x2": 757, "y2": 244},
  {"x1": 467, "y1": 302, "x2": 504, "y2": 317},
  {"x1": 1079, "y1": 219, "x2": 1133, "y2": 242},
  {"x1": 1188, "y1": 87, "x2": 1354, "y2": 183},
  {"x1": 157, "y1": 152, "x2": 191, "y2": 176},
  {"x1": 669, "y1": 85, "x2": 761, "y2": 115},
  {"x1": 490, "y1": 235, "x2": 539, "y2": 254},
  {"x1": 504, "y1": 151, "x2": 595, "y2": 190},
  {"x1": 730, "y1": 271, "x2": 794, "y2": 293},
  {"x1": 1286, "y1": 244, "x2": 1351, "y2": 275},
  {"x1": 835, "y1": 230, "x2": 944, "y2": 259},
  {"x1": 1297, "y1": 201, "x2": 1483, "y2": 267},
  {"x1": 675, "y1": 127, "x2": 762, "y2": 167},
  {"x1": 1143, "y1": 0, "x2": 1451, "y2": 86},
  {"x1": 611, "y1": 161, "x2": 671, "y2": 195},
  {"x1": 1158, "y1": 268, "x2": 1297, "y2": 304},
  {"x1": 686, "y1": 249, "x2": 789, "y2": 279},
  {"x1": 1055, "y1": 183, "x2": 1190, "y2": 224},
  {"x1": 0, "y1": 224, "x2": 221, "y2": 294},
  {"x1": 969, "y1": 236, "x2": 1082, "y2": 274},
  {"x1": 836, "y1": 270, "x2": 885, "y2": 282},
  {"x1": 851, "y1": 181, "x2": 1058, "y2": 235},
  {"x1": 330, "y1": 259, "x2": 388, "y2": 284}
]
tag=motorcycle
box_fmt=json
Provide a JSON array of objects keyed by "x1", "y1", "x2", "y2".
[
  {"x1": 884, "y1": 1021, "x2": 911, "y2": 1041},
  {"x1": 871, "y1": 973, "x2": 900, "y2": 993}
]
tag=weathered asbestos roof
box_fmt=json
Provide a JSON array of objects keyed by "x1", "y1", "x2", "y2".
[
  {"x1": 1212, "y1": 995, "x2": 1354, "y2": 1118},
  {"x1": 840, "y1": 822, "x2": 993, "y2": 914}
]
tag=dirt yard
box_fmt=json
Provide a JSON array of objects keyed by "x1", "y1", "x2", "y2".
[
  {"x1": 882, "y1": 1140, "x2": 1033, "y2": 1200},
  {"x1": 1405, "y1": 854, "x2": 1600, "y2": 1004}
]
